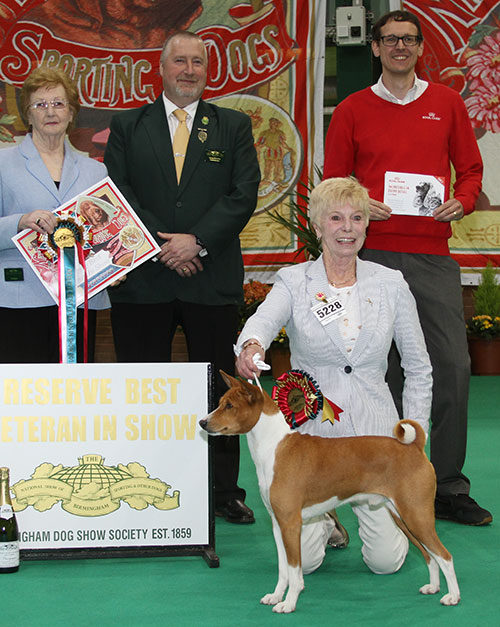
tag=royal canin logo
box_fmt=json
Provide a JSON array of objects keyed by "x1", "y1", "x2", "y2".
[{"x1": 422, "y1": 112, "x2": 441, "y2": 121}]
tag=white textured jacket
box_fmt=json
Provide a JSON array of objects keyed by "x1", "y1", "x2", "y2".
[{"x1": 237, "y1": 256, "x2": 432, "y2": 438}]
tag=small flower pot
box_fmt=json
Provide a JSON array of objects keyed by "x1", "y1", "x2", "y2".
[
  {"x1": 468, "y1": 337, "x2": 500, "y2": 375},
  {"x1": 269, "y1": 346, "x2": 291, "y2": 379}
]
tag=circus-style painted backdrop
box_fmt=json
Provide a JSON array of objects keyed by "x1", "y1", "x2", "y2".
[
  {"x1": 0, "y1": 0, "x2": 325, "y2": 278},
  {"x1": 406, "y1": 0, "x2": 500, "y2": 277},
  {"x1": 1, "y1": 1, "x2": 499, "y2": 278}
]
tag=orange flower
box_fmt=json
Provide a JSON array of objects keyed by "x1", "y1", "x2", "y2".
[{"x1": 240, "y1": 280, "x2": 272, "y2": 331}]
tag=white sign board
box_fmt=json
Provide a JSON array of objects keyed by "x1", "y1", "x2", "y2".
[{"x1": 0, "y1": 362, "x2": 214, "y2": 562}]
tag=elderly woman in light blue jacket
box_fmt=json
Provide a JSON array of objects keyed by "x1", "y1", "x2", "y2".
[
  {"x1": 236, "y1": 176, "x2": 432, "y2": 579},
  {"x1": 0, "y1": 67, "x2": 109, "y2": 363}
]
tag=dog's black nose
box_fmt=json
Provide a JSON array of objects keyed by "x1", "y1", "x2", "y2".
[{"x1": 199, "y1": 418, "x2": 207, "y2": 430}]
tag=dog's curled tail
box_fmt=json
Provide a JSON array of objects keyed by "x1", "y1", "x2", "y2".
[{"x1": 393, "y1": 419, "x2": 426, "y2": 451}]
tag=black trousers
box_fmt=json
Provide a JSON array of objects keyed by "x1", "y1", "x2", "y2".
[
  {"x1": 0, "y1": 306, "x2": 97, "y2": 363},
  {"x1": 111, "y1": 300, "x2": 246, "y2": 507}
]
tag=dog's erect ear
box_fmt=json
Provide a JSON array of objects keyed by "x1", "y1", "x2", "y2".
[
  {"x1": 219, "y1": 371, "x2": 261, "y2": 404},
  {"x1": 238, "y1": 376, "x2": 262, "y2": 405},
  {"x1": 220, "y1": 370, "x2": 239, "y2": 389}
]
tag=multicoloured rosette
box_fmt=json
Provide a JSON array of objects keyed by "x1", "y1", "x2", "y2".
[
  {"x1": 36, "y1": 210, "x2": 93, "y2": 364},
  {"x1": 37, "y1": 210, "x2": 93, "y2": 262},
  {"x1": 272, "y1": 370, "x2": 343, "y2": 430}
]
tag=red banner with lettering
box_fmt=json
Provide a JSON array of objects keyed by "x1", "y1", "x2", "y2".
[
  {"x1": 0, "y1": 1, "x2": 325, "y2": 278},
  {"x1": 406, "y1": 0, "x2": 500, "y2": 275}
]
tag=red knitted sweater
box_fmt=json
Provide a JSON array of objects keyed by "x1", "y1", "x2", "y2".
[{"x1": 324, "y1": 83, "x2": 483, "y2": 255}]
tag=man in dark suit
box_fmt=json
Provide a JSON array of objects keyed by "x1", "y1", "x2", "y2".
[{"x1": 104, "y1": 30, "x2": 260, "y2": 524}]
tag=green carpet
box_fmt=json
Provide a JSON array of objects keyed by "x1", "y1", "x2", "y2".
[{"x1": 2, "y1": 376, "x2": 498, "y2": 626}]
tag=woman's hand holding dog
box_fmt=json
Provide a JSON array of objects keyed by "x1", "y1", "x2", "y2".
[{"x1": 236, "y1": 341, "x2": 265, "y2": 379}]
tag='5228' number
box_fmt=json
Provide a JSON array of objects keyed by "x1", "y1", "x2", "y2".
[{"x1": 316, "y1": 301, "x2": 342, "y2": 319}]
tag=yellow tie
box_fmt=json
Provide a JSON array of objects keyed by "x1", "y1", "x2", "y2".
[{"x1": 172, "y1": 108, "x2": 189, "y2": 182}]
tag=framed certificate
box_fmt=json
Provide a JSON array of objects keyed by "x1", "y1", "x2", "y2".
[{"x1": 12, "y1": 177, "x2": 161, "y2": 306}]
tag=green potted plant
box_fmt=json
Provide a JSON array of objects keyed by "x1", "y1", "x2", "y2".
[
  {"x1": 467, "y1": 262, "x2": 500, "y2": 375},
  {"x1": 265, "y1": 167, "x2": 321, "y2": 261}
]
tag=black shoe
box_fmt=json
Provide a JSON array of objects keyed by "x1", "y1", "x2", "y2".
[
  {"x1": 215, "y1": 499, "x2": 255, "y2": 524},
  {"x1": 435, "y1": 494, "x2": 493, "y2": 526}
]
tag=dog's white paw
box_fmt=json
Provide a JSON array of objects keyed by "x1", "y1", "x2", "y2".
[
  {"x1": 272, "y1": 600, "x2": 296, "y2": 614},
  {"x1": 440, "y1": 593, "x2": 460, "y2": 606},
  {"x1": 261, "y1": 593, "x2": 283, "y2": 606},
  {"x1": 419, "y1": 583, "x2": 440, "y2": 595}
]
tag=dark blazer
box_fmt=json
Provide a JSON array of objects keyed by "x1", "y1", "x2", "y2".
[{"x1": 104, "y1": 96, "x2": 260, "y2": 306}]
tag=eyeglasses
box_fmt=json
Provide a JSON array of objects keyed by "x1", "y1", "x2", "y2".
[
  {"x1": 29, "y1": 99, "x2": 68, "y2": 111},
  {"x1": 379, "y1": 35, "x2": 422, "y2": 47}
]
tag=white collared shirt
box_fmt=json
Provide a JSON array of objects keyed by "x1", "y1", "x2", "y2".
[
  {"x1": 161, "y1": 93, "x2": 199, "y2": 141},
  {"x1": 371, "y1": 74, "x2": 428, "y2": 105}
]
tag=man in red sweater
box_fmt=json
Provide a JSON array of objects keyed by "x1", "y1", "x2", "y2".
[{"x1": 325, "y1": 10, "x2": 492, "y2": 525}]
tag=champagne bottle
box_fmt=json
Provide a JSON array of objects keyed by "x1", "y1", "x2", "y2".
[{"x1": 0, "y1": 467, "x2": 19, "y2": 573}]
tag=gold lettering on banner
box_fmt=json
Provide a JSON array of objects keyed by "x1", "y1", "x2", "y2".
[
  {"x1": 124, "y1": 414, "x2": 196, "y2": 441},
  {"x1": 93, "y1": 415, "x2": 117, "y2": 441},
  {"x1": 11, "y1": 456, "x2": 180, "y2": 517},
  {"x1": 1, "y1": 415, "x2": 87, "y2": 442},
  {"x1": 2, "y1": 378, "x2": 112, "y2": 405},
  {"x1": 229, "y1": 39, "x2": 249, "y2": 81},
  {"x1": 205, "y1": 24, "x2": 283, "y2": 90},
  {"x1": 125, "y1": 378, "x2": 179, "y2": 404},
  {"x1": 41, "y1": 50, "x2": 155, "y2": 106}
]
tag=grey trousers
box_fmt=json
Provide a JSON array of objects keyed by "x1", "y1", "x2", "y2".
[{"x1": 360, "y1": 249, "x2": 471, "y2": 496}]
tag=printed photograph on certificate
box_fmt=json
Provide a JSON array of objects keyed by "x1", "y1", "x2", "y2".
[
  {"x1": 384, "y1": 172, "x2": 446, "y2": 217},
  {"x1": 12, "y1": 177, "x2": 160, "y2": 306}
]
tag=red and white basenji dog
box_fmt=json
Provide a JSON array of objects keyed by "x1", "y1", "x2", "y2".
[{"x1": 199, "y1": 372, "x2": 460, "y2": 613}]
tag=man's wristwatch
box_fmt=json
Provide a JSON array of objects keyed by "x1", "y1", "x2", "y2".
[{"x1": 194, "y1": 236, "x2": 208, "y2": 257}]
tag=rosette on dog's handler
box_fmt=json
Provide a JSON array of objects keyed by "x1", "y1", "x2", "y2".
[
  {"x1": 272, "y1": 370, "x2": 343, "y2": 429},
  {"x1": 37, "y1": 211, "x2": 93, "y2": 363}
]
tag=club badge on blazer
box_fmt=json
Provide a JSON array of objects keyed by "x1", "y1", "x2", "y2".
[{"x1": 205, "y1": 149, "x2": 225, "y2": 164}]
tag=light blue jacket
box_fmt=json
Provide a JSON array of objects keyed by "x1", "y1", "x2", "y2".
[
  {"x1": 237, "y1": 256, "x2": 432, "y2": 438},
  {"x1": 0, "y1": 134, "x2": 109, "y2": 309}
]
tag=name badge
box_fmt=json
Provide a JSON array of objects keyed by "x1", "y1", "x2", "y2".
[
  {"x1": 311, "y1": 297, "x2": 345, "y2": 326},
  {"x1": 4, "y1": 268, "x2": 24, "y2": 282},
  {"x1": 205, "y1": 149, "x2": 225, "y2": 164}
]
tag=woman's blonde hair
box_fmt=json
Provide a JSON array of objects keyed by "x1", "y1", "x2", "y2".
[
  {"x1": 19, "y1": 66, "x2": 80, "y2": 131},
  {"x1": 309, "y1": 176, "x2": 370, "y2": 228}
]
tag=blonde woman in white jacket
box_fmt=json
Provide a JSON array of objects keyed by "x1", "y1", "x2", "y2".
[{"x1": 236, "y1": 176, "x2": 432, "y2": 578}]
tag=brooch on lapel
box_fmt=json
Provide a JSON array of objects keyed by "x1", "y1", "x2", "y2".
[
  {"x1": 198, "y1": 116, "x2": 209, "y2": 143},
  {"x1": 315, "y1": 291, "x2": 328, "y2": 303}
]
